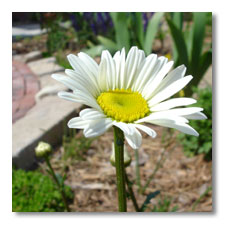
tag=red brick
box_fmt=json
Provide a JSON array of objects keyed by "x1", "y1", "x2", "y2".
[
  {"x1": 12, "y1": 101, "x2": 20, "y2": 114},
  {"x1": 25, "y1": 80, "x2": 40, "y2": 95},
  {"x1": 13, "y1": 109, "x2": 28, "y2": 123},
  {"x1": 12, "y1": 70, "x2": 21, "y2": 79},
  {"x1": 19, "y1": 95, "x2": 35, "y2": 111},
  {"x1": 12, "y1": 77, "x2": 24, "y2": 89}
]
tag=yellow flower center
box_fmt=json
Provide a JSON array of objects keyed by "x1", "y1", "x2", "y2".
[{"x1": 97, "y1": 89, "x2": 150, "y2": 123}]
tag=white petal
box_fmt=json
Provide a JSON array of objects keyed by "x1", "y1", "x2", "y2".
[
  {"x1": 155, "y1": 107, "x2": 203, "y2": 116},
  {"x1": 124, "y1": 127, "x2": 142, "y2": 149},
  {"x1": 136, "y1": 56, "x2": 169, "y2": 93},
  {"x1": 183, "y1": 112, "x2": 207, "y2": 120},
  {"x1": 142, "y1": 61, "x2": 174, "y2": 99},
  {"x1": 67, "y1": 54, "x2": 100, "y2": 92},
  {"x1": 58, "y1": 91, "x2": 83, "y2": 103},
  {"x1": 84, "y1": 118, "x2": 113, "y2": 138},
  {"x1": 137, "y1": 107, "x2": 203, "y2": 124},
  {"x1": 78, "y1": 52, "x2": 98, "y2": 77},
  {"x1": 148, "y1": 75, "x2": 193, "y2": 106},
  {"x1": 132, "y1": 54, "x2": 157, "y2": 91},
  {"x1": 113, "y1": 121, "x2": 134, "y2": 135},
  {"x1": 68, "y1": 117, "x2": 89, "y2": 129},
  {"x1": 79, "y1": 108, "x2": 105, "y2": 120},
  {"x1": 150, "y1": 98, "x2": 197, "y2": 111},
  {"x1": 101, "y1": 50, "x2": 116, "y2": 90},
  {"x1": 148, "y1": 119, "x2": 199, "y2": 136},
  {"x1": 98, "y1": 58, "x2": 107, "y2": 92},
  {"x1": 52, "y1": 73, "x2": 94, "y2": 96},
  {"x1": 151, "y1": 65, "x2": 186, "y2": 97},
  {"x1": 119, "y1": 48, "x2": 126, "y2": 89},
  {"x1": 134, "y1": 124, "x2": 157, "y2": 138},
  {"x1": 113, "y1": 50, "x2": 121, "y2": 89},
  {"x1": 136, "y1": 114, "x2": 189, "y2": 124},
  {"x1": 65, "y1": 69, "x2": 98, "y2": 97},
  {"x1": 125, "y1": 47, "x2": 139, "y2": 89}
]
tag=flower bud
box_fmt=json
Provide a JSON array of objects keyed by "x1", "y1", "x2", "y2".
[
  {"x1": 35, "y1": 141, "x2": 52, "y2": 158},
  {"x1": 110, "y1": 143, "x2": 131, "y2": 167}
]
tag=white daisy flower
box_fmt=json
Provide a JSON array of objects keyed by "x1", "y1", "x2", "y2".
[{"x1": 52, "y1": 46, "x2": 207, "y2": 150}]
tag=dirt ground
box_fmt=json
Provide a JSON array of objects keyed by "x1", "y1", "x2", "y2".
[{"x1": 42, "y1": 124, "x2": 212, "y2": 212}]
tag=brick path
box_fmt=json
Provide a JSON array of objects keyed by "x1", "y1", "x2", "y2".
[{"x1": 12, "y1": 60, "x2": 40, "y2": 123}]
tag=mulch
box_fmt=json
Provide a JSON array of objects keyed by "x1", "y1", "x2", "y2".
[{"x1": 42, "y1": 125, "x2": 212, "y2": 212}]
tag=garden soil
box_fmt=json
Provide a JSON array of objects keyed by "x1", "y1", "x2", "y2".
[{"x1": 43, "y1": 125, "x2": 212, "y2": 212}]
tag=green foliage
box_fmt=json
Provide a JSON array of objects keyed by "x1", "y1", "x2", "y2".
[
  {"x1": 167, "y1": 12, "x2": 212, "y2": 96},
  {"x1": 55, "y1": 51, "x2": 73, "y2": 69},
  {"x1": 41, "y1": 14, "x2": 72, "y2": 55},
  {"x1": 12, "y1": 168, "x2": 73, "y2": 212},
  {"x1": 151, "y1": 196, "x2": 178, "y2": 212},
  {"x1": 178, "y1": 87, "x2": 212, "y2": 160},
  {"x1": 140, "y1": 190, "x2": 160, "y2": 212},
  {"x1": 85, "y1": 12, "x2": 164, "y2": 56}
]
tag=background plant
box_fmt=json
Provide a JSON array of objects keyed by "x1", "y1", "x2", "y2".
[
  {"x1": 167, "y1": 12, "x2": 212, "y2": 96},
  {"x1": 85, "y1": 12, "x2": 164, "y2": 57},
  {"x1": 12, "y1": 168, "x2": 73, "y2": 212},
  {"x1": 178, "y1": 87, "x2": 212, "y2": 160},
  {"x1": 62, "y1": 121, "x2": 94, "y2": 162}
]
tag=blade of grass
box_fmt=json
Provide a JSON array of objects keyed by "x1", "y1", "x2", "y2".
[
  {"x1": 110, "y1": 12, "x2": 130, "y2": 52},
  {"x1": 192, "y1": 186, "x2": 212, "y2": 211},
  {"x1": 134, "y1": 12, "x2": 144, "y2": 49},
  {"x1": 97, "y1": 35, "x2": 118, "y2": 53},
  {"x1": 144, "y1": 12, "x2": 164, "y2": 55},
  {"x1": 171, "y1": 12, "x2": 183, "y2": 65},
  {"x1": 167, "y1": 18, "x2": 189, "y2": 67},
  {"x1": 172, "y1": 12, "x2": 183, "y2": 30},
  {"x1": 190, "y1": 12, "x2": 207, "y2": 75},
  {"x1": 197, "y1": 49, "x2": 212, "y2": 79}
]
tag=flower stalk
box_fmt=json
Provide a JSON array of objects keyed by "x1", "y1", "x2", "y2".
[
  {"x1": 125, "y1": 171, "x2": 140, "y2": 212},
  {"x1": 135, "y1": 149, "x2": 142, "y2": 193},
  {"x1": 44, "y1": 155, "x2": 71, "y2": 212},
  {"x1": 113, "y1": 126, "x2": 127, "y2": 212}
]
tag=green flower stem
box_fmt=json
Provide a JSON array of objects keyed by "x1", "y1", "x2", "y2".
[
  {"x1": 113, "y1": 126, "x2": 127, "y2": 212},
  {"x1": 44, "y1": 155, "x2": 70, "y2": 212},
  {"x1": 125, "y1": 170, "x2": 140, "y2": 212},
  {"x1": 135, "y1": 149, "x2": 142, "y2": 193}
]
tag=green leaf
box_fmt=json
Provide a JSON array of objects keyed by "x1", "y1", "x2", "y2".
[
  {"x1": 110, "y1": 12, "x2": 130, "y2": 52},
  {"x1": 171, "y1": 12, "x2": 183, "y2": 64},
  {"x1": 97, "y1": 35, "x2": 117, "y2": 52},
  {"x1": 197, "y1": 49, "x2": 212, "y2": 80},
  {"x1": 140, "y1": 190, "x2": 160, "y2": 212},
  {"x1": 134, "y1": 12, "x2": 144, "y2": 48},
  {"x1": 184, "y1": 22, "x2": 194, "y2": 61},
  {"x1": 190, "y1": 12, "x2": 207, "y2": 75},
  {"x1": 172, "y1": 12, "x2": 183, "y2": 30},
  {"x1": 186, "y1": 49, "x2": 212, "y2": 95},
  {"x1": 83, "y1": 45, "x2": 106, "y2": 57},
  {"x1": 144, "y1": 12, "x2": 164, "y2": 55},
  {"x1": 167, "y1": 18, "x2": 189, "y2": 67}
]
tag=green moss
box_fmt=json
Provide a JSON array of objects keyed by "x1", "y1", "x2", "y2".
[{"x1": 12, "y1": 168, "x2": 73, "y2": 212}]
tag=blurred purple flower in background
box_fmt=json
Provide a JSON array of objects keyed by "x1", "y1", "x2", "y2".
[{"x1": 70, "y1": 12, "x2": 113, "y2": 36}]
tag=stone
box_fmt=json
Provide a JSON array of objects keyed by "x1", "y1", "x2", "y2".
[
  {"x1": 35, "y1": 84, "x2": 67, "y2": 102},
  {"x1": 13, "y1": 51, "x2": 42, "y2": 63},
  {"x1": 27, "y1": 57, "x2": 64, "y2": 77},
  {"x1": 35, "y1": 72, "x2": 68, "y2": 102},
  {"x1": 12, "y1": 24, "x2": 46, "y2": 39},
  {"x1": 25, "y1": 51, "x2": 42, "y2": 63},
  {"x1": 12, "y1": 95, "x2": 82, "y2": 169}
]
